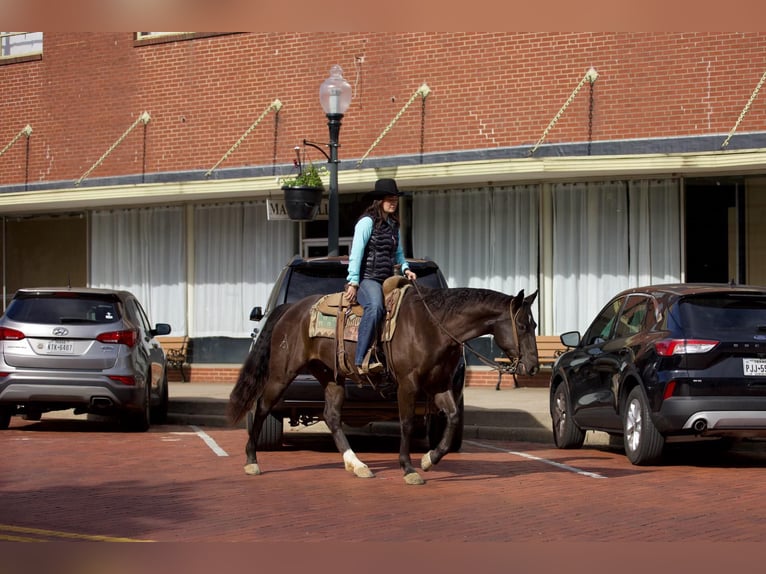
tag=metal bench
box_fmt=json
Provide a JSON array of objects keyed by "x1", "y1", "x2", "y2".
[{"x1": 159, "y1": 336, "x2": 189, "y2": 382}]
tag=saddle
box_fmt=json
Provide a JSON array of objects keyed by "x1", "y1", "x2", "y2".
[{"x1": 308, "y1": 276, "x2": 411, "y2": 386}]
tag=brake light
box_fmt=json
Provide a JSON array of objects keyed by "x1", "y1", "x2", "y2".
[
  {"x1": 663, "y1": 380, "x2": 677, "y2": 400},
  {"x1": 654, "y1": 339, "x2": 718, "y2": 356},
  {"x1": 0, "y1": 327, "x2": 25, "y2": 340},
  {"x1": 97, "y1": 330, "x2": 138, "y2": 348},
  {"x1": 108, "y1": 375, "x2": 136, "y2": 386}
]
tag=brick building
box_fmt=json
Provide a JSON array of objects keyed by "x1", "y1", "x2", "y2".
[{"x1": 2, "y1": 32, "x2": 766, "y2": 384}]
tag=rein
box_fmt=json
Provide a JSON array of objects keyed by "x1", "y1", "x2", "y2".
[{"x1": 410, "y1": 281, "x2": 521, "y2": 374}]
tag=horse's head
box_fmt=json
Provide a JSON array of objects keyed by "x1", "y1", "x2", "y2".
[{"x1": 493, "y1": 289, "x2": 539, "y2": 376}]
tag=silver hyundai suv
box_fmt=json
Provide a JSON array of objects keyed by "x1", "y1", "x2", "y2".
[{"x1": 0, "y1": 287, "x2": 172, "y2": 431}]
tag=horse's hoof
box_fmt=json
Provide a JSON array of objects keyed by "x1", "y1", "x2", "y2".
[
  {"x1": 421, "y1": 451, "x2": 434, "y2": 472},
  {"x1": 354, "y1": 465, "x2": 375, "y2": 479},
  {"x1": 404, "y1": 472, "x2": 425, "y2": 485},
  {"x1": 244, "y1": 463, "x2": 262, "y2": 475}
]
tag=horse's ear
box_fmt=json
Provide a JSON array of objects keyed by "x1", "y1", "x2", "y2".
[
  {"x1": 524, "y1": 290, "x2": 538, "y2": 305},
  {"x1": 511, "y1": 290, "x2": 525, "y2": 310}
]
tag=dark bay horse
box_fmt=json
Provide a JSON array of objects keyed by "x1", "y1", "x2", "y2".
[{"x1": 228, "y1": 283, "x2": 539, "y2": 485}]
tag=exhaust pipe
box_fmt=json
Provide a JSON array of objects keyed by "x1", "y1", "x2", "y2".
[
  {"x1": 90, "y1": 397, "x2": 113, "y2": 409},
  {"x1": 692, "y1": 418, "x2": 708, "y2": 432}
]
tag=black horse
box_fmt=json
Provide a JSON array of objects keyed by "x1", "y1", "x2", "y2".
[{"x1": 229, "y1": 284, "x2": 539, "y2": 485}]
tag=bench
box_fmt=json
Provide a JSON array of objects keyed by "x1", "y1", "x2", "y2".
[
  {"x1": 495, "y1": 335, "x2": 567, "y2": 390},
  {"x1": 158, "y1": 336, "x2": 189, "y2": 382}
]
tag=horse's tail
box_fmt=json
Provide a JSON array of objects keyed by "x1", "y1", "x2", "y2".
[{"x1": 227, "y1": 303, "x2": 292, "y2": 424}]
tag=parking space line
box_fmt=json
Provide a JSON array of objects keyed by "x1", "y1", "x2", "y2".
[
  {"x1": 464, "y1": 440, "x2": 607, "y2": 479},
  {"x1": 0, "y1": 523, "x2": 153, "y2": 542},
  {"x1": 190, "y1": 425, "x2": 228, "y2": 457}
]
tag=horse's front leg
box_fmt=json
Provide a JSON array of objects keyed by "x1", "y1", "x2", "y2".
[
  {"x1": 397, "y1": 387, "x2": 425, "y2": 485},
  {"x1": 421, "y1": 389, "x2": 458, "y2": 472},
  {"x1": 323, "y1": 380, "x2": 374, "y2": 478}
]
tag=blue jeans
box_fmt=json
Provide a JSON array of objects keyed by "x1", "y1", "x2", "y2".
[{"x1": 355, "y1": 278, "x2": 385, "y2": 365}]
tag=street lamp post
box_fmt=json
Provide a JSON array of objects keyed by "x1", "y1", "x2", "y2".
[{"x1": 319, "y1": 65, "x2": 352, "y2": 257}]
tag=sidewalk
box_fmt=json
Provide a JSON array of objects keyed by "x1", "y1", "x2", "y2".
[{"x1": 167, "y1": 383, "x2": 609, "y2": 445}]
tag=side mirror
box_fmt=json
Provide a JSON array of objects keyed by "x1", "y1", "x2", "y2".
[
  {"x1": 560, "y1": 331, "x2": 581, "y2": 348},
  {"x1": 153, "y1": 323, "x2": 172, "y2": 337},
  {"x1": 249, "y1": 306, "x2": 263, "y2": 322}
]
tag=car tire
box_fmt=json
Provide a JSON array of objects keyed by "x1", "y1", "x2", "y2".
[
  {"x1": 126, "y1": 382, "x2": 151, "y2": 432},
  {"x1": 551, "y1": 382, "x2": 585, "y2": 449},
  {"x1": 246, "y1": 410, "x2": 284, "y2": 451},
  {"x1": 0, "y1": 409, "x2": 11, "y2": 430},
  {"x1": 151, "y1": 371, "x2": 169, "y2": 424},
  {"x1": 623, "y1": 386, "x2": 664, "y2": 465},
  {"x1": 427, "y1": 396, "x2": 464, "y2": 452}
]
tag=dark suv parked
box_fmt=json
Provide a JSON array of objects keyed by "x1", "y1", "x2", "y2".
[{"x1": 247, "y1": 255, "x2": 465, "y2": 451}]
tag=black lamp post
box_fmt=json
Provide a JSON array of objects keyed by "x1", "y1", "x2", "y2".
[{"x1": 318, "y1": 65, "x2": 352, "y2": 257}]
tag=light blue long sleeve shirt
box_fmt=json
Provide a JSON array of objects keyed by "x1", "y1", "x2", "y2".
[{"x1": 346, "y1": 216, "x2": 409, "y2": 285}]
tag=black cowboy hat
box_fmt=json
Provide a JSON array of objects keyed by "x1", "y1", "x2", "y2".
[{"x1": 365, "y1": 178, "x2": 405, "y2": 199}]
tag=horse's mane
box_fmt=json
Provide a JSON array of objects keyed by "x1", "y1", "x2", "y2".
[{"x1": 414, "y1": 285, "x2": 511, "y2": 315}]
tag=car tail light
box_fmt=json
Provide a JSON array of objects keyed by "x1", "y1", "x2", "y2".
[
  {"x1": 97, "y1": 330, "x2": 138, "y2": 348},
  {"x1": 663, "y1": 380, "x2": 677, "y2": 400},
  {"x1": 0, "y1": 327, "x2": 25, "y2": 340},
  {"x1": 108, "y1": 375, "x2": 136, "y2": 386},
  {"x1": 654, "y1": 339, "x2": 718, "y2": 356}
]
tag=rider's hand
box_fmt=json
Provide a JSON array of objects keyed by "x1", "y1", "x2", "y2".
[
  {"x1": 344, "y1": 283, "x2": 358, "y2": 304},
  {"x1": 404, "y1": 269, "x2": 417, "y2": 281}
]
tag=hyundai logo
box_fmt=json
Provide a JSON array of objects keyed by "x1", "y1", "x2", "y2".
[{"x1": 52, "y1": 327, "x2": 69, "y2": 336}]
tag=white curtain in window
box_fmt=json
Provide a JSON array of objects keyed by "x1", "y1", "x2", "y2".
[
  {"x1": 90, "y1": 207, "x2": 186, "y2": 333},
  {"x1": 628, "y1": 179, "x2": 681, "y2": 286},
  {"x1": 412, "y1": 185, "x2": 539, "y2": 295},
  {"x1": 192, "y1": 202, "x2": 294, "y2": 337},
  {"x1": 552, "y1": 181, "x2": 629, "y2": 334}
]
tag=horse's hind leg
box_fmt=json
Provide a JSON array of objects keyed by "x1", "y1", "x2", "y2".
[
  {"x1": 324, "y1": 381, "x2": 374, "y2": 478},
  {"x1": 244, "y1": 375, "x2": 291, "y2": 476},
  {"x1": 421, "y1": 389, "x2": 458, "y2": 472}
]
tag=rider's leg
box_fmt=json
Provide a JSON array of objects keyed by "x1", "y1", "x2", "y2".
[{"x1": 355, "y1": 279, "x2": 385, "y2": 372}]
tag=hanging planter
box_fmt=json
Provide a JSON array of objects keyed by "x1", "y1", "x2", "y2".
[
  {"x1": 282, "y1": 184, "x2": 324, "y2": 221},
  {"x1": 279, "y1": 150, "x2": 328, "y2": 222}
]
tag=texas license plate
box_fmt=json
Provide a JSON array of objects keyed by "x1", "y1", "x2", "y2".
[
  {"x1": 46, "y1": 340, "x2": 74, "y2": 354},
  {"x1": 743, "y1": 358, "x2": 766, "y2": 376}
]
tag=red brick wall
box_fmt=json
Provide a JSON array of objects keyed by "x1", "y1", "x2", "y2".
[
  {"x1": 171, "y1": 364, "x2": 548, "y2": 388},
  {"x1": 2, "y1": 32, "x2": 766, "y2": 185}
]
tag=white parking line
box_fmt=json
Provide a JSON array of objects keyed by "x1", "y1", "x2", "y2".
[
  {"x1": 190, "y1": 425, "x2": 228, "y2": 457},
  {"x1": 464, "y1": 440, "x2": 607, "y2": 479}
]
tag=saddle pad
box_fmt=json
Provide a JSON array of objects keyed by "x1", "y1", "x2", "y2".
[{"x1": 308, "y1": 285, "x2": 411, "y2": 342}]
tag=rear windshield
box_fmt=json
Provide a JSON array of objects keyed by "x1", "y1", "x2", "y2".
[
  {"x1": 4, "y1": 294, "x2": 121, "y2": 325},
  {"x1": 678, "y1": 295, "x2": 766, "y2": 337},
  {"x1": 284, "y1": 263, "x2": 447, "y2": 304}
]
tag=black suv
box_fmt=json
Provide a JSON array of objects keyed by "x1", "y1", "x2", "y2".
[{"x1": 247, "y1": 256, "x2": 465, "y2": 451}]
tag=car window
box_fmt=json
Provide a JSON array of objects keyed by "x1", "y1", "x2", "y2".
[
  {"x1": 679, "y1": 294, "x2": 766, "y2": 337},
  {"x1": 583, "y1": 296, "x2": 624, "y2": 345},
  {"x1": 130, "y1": 298, "x2": 154, "y2": 333},
  {"x1": 614, "y1": 295, "x2": 650, "y2": 338},
  {"x1": 5, "y1": 295, "x2": 120, "y2": 325}
]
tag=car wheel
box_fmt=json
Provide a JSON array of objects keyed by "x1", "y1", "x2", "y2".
[
  {"x1": 427, "y1": 396, "x2": 464, "y2": 452},
  {"x1": 126, "y1": 382, "x2": 151, "y2": 432},
  {"x1": 246, "y1": 410, "x2": 284, "y2": 451},
  {"x1": 151, "y1": 370, "x2": 169, "y2": 424},
  {"x1": 0, "y1": 409, "x2": 11, "y2": 429},
  {"x1": 551, "y1": 382, "x2": 585, "y2": 449},
  {"x1": 623, "y1": 386, "x2": 664, "y2": 465}
]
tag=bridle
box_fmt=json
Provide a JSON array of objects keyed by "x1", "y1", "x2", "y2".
[{"x1": 410, "y1": 281, "x2": 523, "y2": 374}]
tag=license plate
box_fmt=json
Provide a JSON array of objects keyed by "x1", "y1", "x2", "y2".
[
  {"x1": 743, "y1": 358, "x2": 766, "y2": 376},
  {"x1": 45, "y1": 340, "x2": 74, "y2": 354}
]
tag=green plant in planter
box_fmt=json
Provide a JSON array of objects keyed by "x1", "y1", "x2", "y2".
[
  {"x1": 279, "y1": 149, "x2": 328, "y2": 221},
  {"x1": 280, "y1": 147, "x2": 328, "y2": 189},
  {"x1": 279, "y1": 162, "x2": 328, "y2": 188}
]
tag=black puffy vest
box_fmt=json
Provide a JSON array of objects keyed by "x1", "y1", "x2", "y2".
[{"x1": 360, "y1": 218, "x2": 399, "y2": 283}]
